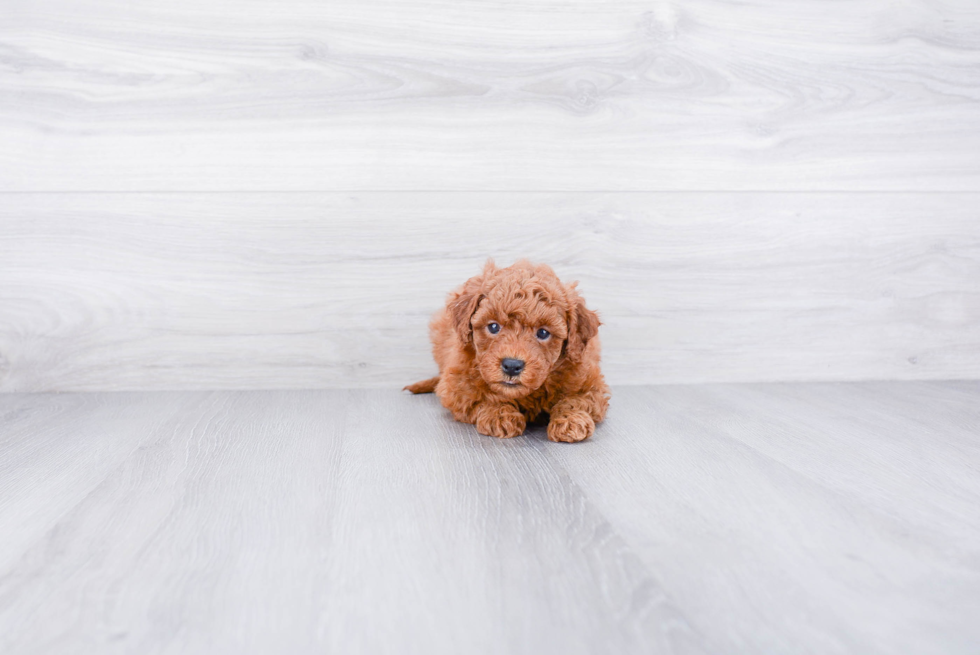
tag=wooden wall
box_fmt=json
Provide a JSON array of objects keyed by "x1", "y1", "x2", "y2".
[{"x1": 1, "y1": 0, "x2": 979, "y2": 391}]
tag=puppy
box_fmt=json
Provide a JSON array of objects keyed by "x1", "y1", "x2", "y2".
[{"x1": 405, "y1": 260, "x2": 609, "y2": 442}]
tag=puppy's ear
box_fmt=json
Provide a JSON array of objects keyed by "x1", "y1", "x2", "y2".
[
  {"x1": 450, "y1": 289, "x2": 484, "y2": 344},
  {"x1": 450, "y1": 260, "x2": 496, "y2": 343},
  {"x1": 450, "y1": 263, "x2": 493, "y2": 344},
  {"x1": 565, "y1": 288, "x2": 600, "y2": 362}
]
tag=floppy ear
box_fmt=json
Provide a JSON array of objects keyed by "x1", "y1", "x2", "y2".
[
  {"x1": 450, "y1": 289, "x2": 484, "y2": 344},
  {"x1": 565, "y1": 290, "x2": 600, "y2": 362},
  {"x1": 450, "y1": 260, "x2": 494, "y2": 344}
]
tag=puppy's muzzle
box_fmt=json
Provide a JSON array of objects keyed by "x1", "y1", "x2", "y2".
[{"x1": 501, "y1": 358, "x2": 525, "y2": 377}]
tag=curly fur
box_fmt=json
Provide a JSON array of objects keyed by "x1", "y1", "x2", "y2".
[{"x1": 405, "y1": 260, "x2": 610, "y2": 442}]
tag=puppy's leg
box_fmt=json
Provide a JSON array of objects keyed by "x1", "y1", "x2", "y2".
[
  {"x1": 547, "y1": 389, "x2": 608, "y2": 443},
  {"x1": 473, "y1": 401, "x2": 526, "y2": 439},
  {"x1": 434, "y1": 370, "x2": 482, "y2": 423},
  {"x1": 436, "y1": 373, "x2": 525, "y2": 438},
  {"x1": 435, "y1": 369, "x2": 526, "y2": 438}
]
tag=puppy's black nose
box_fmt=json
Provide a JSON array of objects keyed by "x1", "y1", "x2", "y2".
[{"x1": 501, "y1": 358, "x2": 525, "y2": 376}]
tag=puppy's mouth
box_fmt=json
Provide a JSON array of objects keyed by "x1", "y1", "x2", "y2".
[{"x1": 491, "y1": 378, "x2": 537, "y2": 396}]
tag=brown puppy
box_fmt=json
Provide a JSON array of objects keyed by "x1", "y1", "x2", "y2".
[{"x1": 405, "y1": 260, "x2": 609, "y2": 442}]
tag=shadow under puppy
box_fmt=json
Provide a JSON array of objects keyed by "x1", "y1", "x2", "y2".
[{"x1": 406, "y1": 260, "x2": 609, "y2": 442}]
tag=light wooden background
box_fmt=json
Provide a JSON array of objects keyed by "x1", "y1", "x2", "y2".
[{"x1": 2, "y1": 0, "x2": 979, "y2": 391}]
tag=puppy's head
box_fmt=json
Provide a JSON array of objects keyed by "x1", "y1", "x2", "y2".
[{"x1": 450, "y1": 260, "x2": 599, "y2": 399}]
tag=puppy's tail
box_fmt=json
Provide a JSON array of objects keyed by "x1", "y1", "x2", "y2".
[{"x1": 404, "y1": 376, "x2": 440, "y2": 394}]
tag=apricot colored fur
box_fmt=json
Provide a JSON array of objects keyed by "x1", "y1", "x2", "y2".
[{"x1": 405, "y1": 260, "x2": 610, "y2": 442}]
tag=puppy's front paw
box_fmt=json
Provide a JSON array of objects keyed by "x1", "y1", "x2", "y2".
[
  {"x1": 548, "y1": 411, "x2": 595, "y2": 443},
  {"x1": 475, "y1": 404, "x2": 526, "y2": 439}
]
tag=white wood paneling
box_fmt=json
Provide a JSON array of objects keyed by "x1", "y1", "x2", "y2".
[
  {"x1": 2, "y1": 0, "x2": 979, "y2": 390},
  {"x1": 2, "y1": 383, "x2": 979, "y2": 653},
  {"x1": 1, "y1": 192, "x2": 977, "y2": 391},
  {"x1": 2, "y1": 0, "x2": 979, "y2": 191}
]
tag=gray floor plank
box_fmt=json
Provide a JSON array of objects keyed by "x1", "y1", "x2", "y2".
[
  {"x1": 1, "y1": 383, "x2": 978, "y2": 654},
  {"x1": 547, "y1": 383, "x2": 980, "y2": 654},
  {"x1": 0, "y1": 391, "x2": 348, "y2": 654}
]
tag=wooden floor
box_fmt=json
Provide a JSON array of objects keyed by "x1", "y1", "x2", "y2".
[{"x1": 1, "y1": 382, "x2": 978, "y2": 654}]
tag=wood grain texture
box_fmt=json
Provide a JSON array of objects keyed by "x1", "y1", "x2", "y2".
[
  {"x1": 2, "y1": 0, "x2": 979, "y2": 191},
  {"x1": 1, "y1": 383, "x2": 978, "y2": 653},
  {"x1": 1, "y1": 192, "x2": 978, "y2": 391}
]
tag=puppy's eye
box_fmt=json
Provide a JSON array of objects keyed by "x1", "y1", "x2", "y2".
[
  {"x1": 487, "y1": 322, "x2": 501, "y2": 334},
  {"x1": 536, "y1": 328, "x2": 551, "y2": 340}
]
